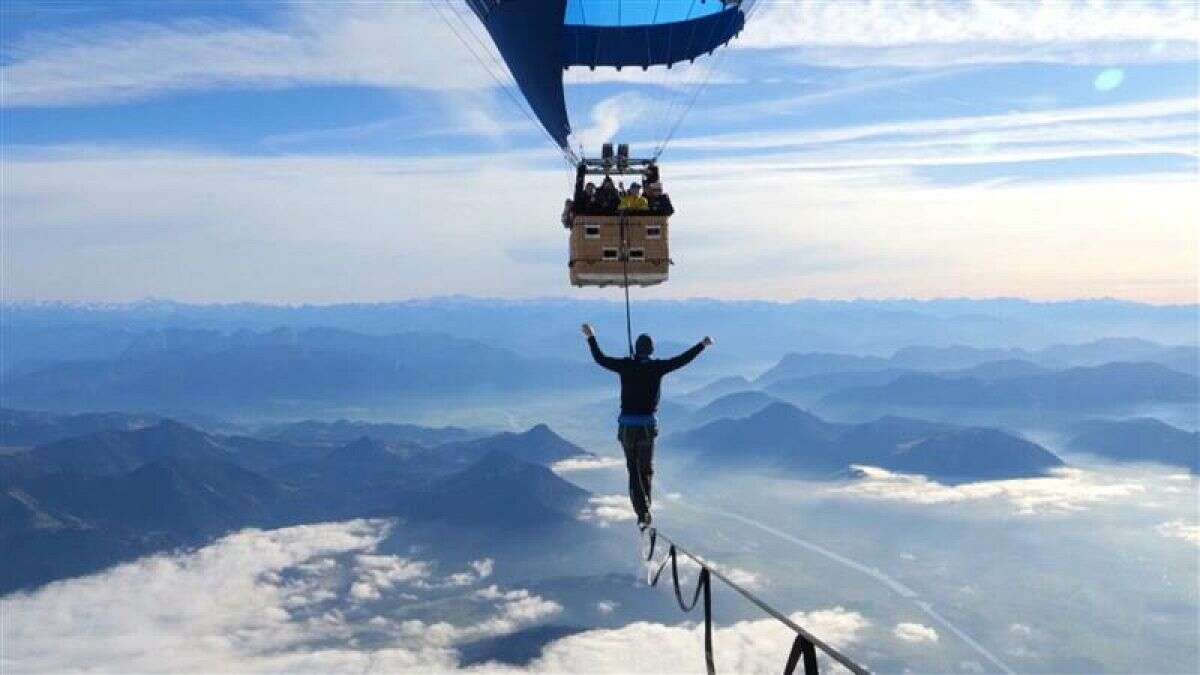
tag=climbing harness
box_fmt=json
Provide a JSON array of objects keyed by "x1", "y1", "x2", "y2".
[{"x1": 642, "y1": 528, "x2": 871, "y2": 675}]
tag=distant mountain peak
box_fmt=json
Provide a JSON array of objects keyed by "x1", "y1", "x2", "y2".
[
  {"x1": 323, "y1": 436, "x2": 398, "y2": 464},
  {"x1": 440, "y1": 425, "x2": 591, "y2": 468},
  {"x1": 399, "y1": 450, "x2": 590, "y2": 529},
  {"x1": 525, "y1": 423, "x2": 554, "y2": 436}
]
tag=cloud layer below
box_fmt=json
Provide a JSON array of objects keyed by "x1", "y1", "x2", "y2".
[
  {"x1": 1, "y1": 519, "x2": 867, "y2": 674},
  {"x1": 832, "y1": 466, "x2": 1147, "y2": 514}
]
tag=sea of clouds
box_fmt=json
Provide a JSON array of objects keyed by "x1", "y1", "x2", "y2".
[{"x1": 1, "y1": 519, "x2": 868, "y2": 674}]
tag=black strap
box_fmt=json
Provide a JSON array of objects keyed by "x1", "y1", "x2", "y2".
[
  {"x1": 648, "y1": 544, "x2": 715, "y2": 675},
  {"x1": 670, "y1": 547, "x2": 704, "y2": 613},
  {"x1": 784, "y1": 634, "x2": 819, "y2": 675},
  {"x1": 701, "y1": 567, "x2": 714, "y2": 675},
  {"x1": 640, "y1": 531, "x2": 869, "y2": 675}
]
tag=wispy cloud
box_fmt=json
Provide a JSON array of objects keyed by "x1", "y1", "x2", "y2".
[
  {"x1": 7, "y1": 1, "x2": 1192, "y2": 112},
  {"x1": 3, "y1": 136, "x2": 1195, "y2": 303},
  {"x1": 664, "y1": 97, "x2": 1199, "y2": 159},
  {"x1": 1155, "y1": 519, "x2": 1200, "y2": 546},
  {"x1": 743, "y1": 0, "x2": 1198, "y2": 67},
  {"x1": 1, "y1": 4, "x2": 488, "y2": 107},
  {"x1": 553, "y1": 456, "x2": 625, "y2": 473},
  {"x1": 833, "y1": 466, "x2": 1148, "y2": 514},
  {"x1": 579, "y1": 494, "x2": 639, "y2": 526},
  {"x1": 894, "y1": 621, "x2": 941, "y2": 644}
]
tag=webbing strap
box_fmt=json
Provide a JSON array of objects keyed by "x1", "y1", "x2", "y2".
[
  {"x1": 647, "y1": 542, "x2": 716, "y2": 675},
  {"x1": 784, "y1": 634, "x2": 820, "y2": 675},
  {"x1": 642, "y1": 527, "x2": 869, "y2": 675}
]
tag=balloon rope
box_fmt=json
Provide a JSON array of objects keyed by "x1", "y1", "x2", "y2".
[{"x1": 622, "y1": 215, "x2": 634, "y2": 357}]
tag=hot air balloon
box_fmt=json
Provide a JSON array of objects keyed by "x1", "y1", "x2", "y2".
[{"x1": 462, "y1": 0, "x2": 756, "y2": 287}]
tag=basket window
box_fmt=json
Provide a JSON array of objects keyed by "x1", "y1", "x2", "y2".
[
  {"x1": 628, "y1": 248, "x2": 645, "y2": 261},
  {"x1": 645, "y1": 226, "x2": 662, "y2": 239},
  {"x1": 584, "y1": 225, "x2": 600, "y2": 238},
  {"x1": 602, "y1": 248, "x2": 619, "y2": 260}
]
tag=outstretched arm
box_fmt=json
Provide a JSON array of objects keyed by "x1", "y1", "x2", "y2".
[
  {"x1": 659, "y1": 336, "x2": 713, "y2": 374},
  {"x1": 582, "y1": 324, "x2": 621, "y2": 372}
]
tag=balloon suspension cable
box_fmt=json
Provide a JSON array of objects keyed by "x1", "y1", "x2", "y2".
[
  {"x1": 653, "y1": 0, "x2": 765, "y2": 161},
  {"x1": 430, "y1": 0, "x2": 577, "y2": 168}
]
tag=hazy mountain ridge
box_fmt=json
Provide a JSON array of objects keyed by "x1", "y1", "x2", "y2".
[
  {"x1": 3, "y1": 327, "x2": 604, "y2": 411},
  {"x1": 261, "y1": 418, "x2": 481, "y2": 448},
  {"x1": 5, "y1": 299, "x2": 1196, "y2": 376},
  {"x1": 0, "y1": 408, "x2": 166, "y2": 447},
  {"x1": 821, "y1": 362, "x2": 1198, "y2": 409},
  {"x1": 0, "y1": 419, "x2": 595, "y2": 594},
  {"x1": 673, "y1": 402, "x2": 1064, "y2": 483},
  {"x1": 760, "y1": 338, "x2": 1197, "y2": 384},
  {"x1": 1066, "y1": 418, "x2": 1199, "y2": 472}
]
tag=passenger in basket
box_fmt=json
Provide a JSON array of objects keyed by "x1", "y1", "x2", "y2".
[
  {"x1": 646, "y1": 182, "x2": 674, "y2": 216},
  {"x1": 579, "y1": 182, "x2": 598, "y2": 213},
  {"x1": 645, "y1": 163, "x2": 660, "y2": 187},
  {"x1": 596, "y1": 176, "x2": 621, "y2": 213},
  {"x1": 618, "y1": 182, "x2": 649, "y2": 211}
]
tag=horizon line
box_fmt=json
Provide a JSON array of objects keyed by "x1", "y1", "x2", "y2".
[{"x1": 2, "y1": 295, "x2": 1197, "y2": 310}]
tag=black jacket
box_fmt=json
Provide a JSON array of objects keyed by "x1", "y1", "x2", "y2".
[{"x1": 588, "y1": 336, "x2": 705, "y2": 415}]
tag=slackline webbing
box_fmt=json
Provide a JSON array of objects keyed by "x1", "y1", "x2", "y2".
[
  {"x1": 620, "y1": 215, "x2": 634, "y2": 357},
  {"x1": 643, "y1": 528, "x2": 871, "y2": 675}
]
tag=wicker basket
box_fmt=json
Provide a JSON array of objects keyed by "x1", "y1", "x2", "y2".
[{"x1": 568, "y1": 214, "x2": 670, "y2": 287}]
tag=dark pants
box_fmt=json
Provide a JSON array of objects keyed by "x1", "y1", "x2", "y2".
[{"x1": 618, "y1": 425, "x2": 657, "y2": 522}]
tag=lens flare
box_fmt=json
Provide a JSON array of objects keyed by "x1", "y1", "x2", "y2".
[{"x1": 1094, "y1": 68, "x2": 1125, "y2": 92}]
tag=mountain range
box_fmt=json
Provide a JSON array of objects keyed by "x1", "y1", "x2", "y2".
[
  {"x1": 2, "y1": 327, "x2": 604, "y2": 412},
  {"x1": 1066, "y1": 418, "x2": 1199, "y2": 472},
  {"x1": 758, "y1": 338, "x2": 1197, "y2": 384},
  {"x1": 671, "y1": 402, "x2": 1064, "y2": 483},
  {"x1": 820, "y1": 362, "x2": 1197, "y2": 409},
  {"x1": 0, "y1": 418, "x2": 595, "y2": 594}
]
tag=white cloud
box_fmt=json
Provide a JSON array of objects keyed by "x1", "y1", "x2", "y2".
[
  {"x1": 471, "y1": 559, "x2": 495, "y2": 579},
  {"x1": 4, "y1": 96, "x2": 1196, "y2": 303},
  {"x1": 1, "y1": 3, "x2": 494, "y2": 107},
  {"x1": 647, "y1": 551, "x2": 764, "y2": 592},
  {"x1": 579, "y1": 494, "x2": 639, "y2": 526},
  {"x1": 0, "y1": 520, "x2": 565, "y2": 673},
  {"x1": 1009, "y1": 623, "x2": 1034, "y2": 638},
  {"x1": 1155, "y1": 519, "x2": 1200, "y2": 546},
  {"x1": 418, "y1": 558, "x2": 497, "y2": 589},
  {"x1": 596, "y1": 600, "x2": 618, "y2": 615},
  {"x1": 350, "y1": 553, "x2": 432, "y2": 602},
  {"x1": 742, "y1": 0, "x2": 1198, "y2": 67},
  {"x1": 893, "y1": 622, "x2": 940, "y2": 644},
  {"x1": 507, "y1": 607, "x2": 869, "y2": 675},
  {"x1": 552, "y1": 455, "x2": 625, "y2": 473},
  {"x1": 573, "y1": 92, "x2": 656, "y2": 149},
  {"x1": 705, "y1": 561, "x2": 764, "y2": 592},
  {"x1": 663, "y1": 97, "x2": 1199, "y2": 159},
  {"x1": 0, "y1": 517, "x2": 873, "y2": 674},
  {"x1": 833, "y1": 466, "x2": 1147, "y2": 515}
]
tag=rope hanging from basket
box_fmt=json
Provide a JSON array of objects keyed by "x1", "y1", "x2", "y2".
[{"x1": 621, "y1": 214, "x2": 634, "y2": 357}]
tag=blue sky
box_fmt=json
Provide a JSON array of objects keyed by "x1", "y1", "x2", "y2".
[{"x1": 2, "y1": 1, "x2": 1197, "y2": 303}]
